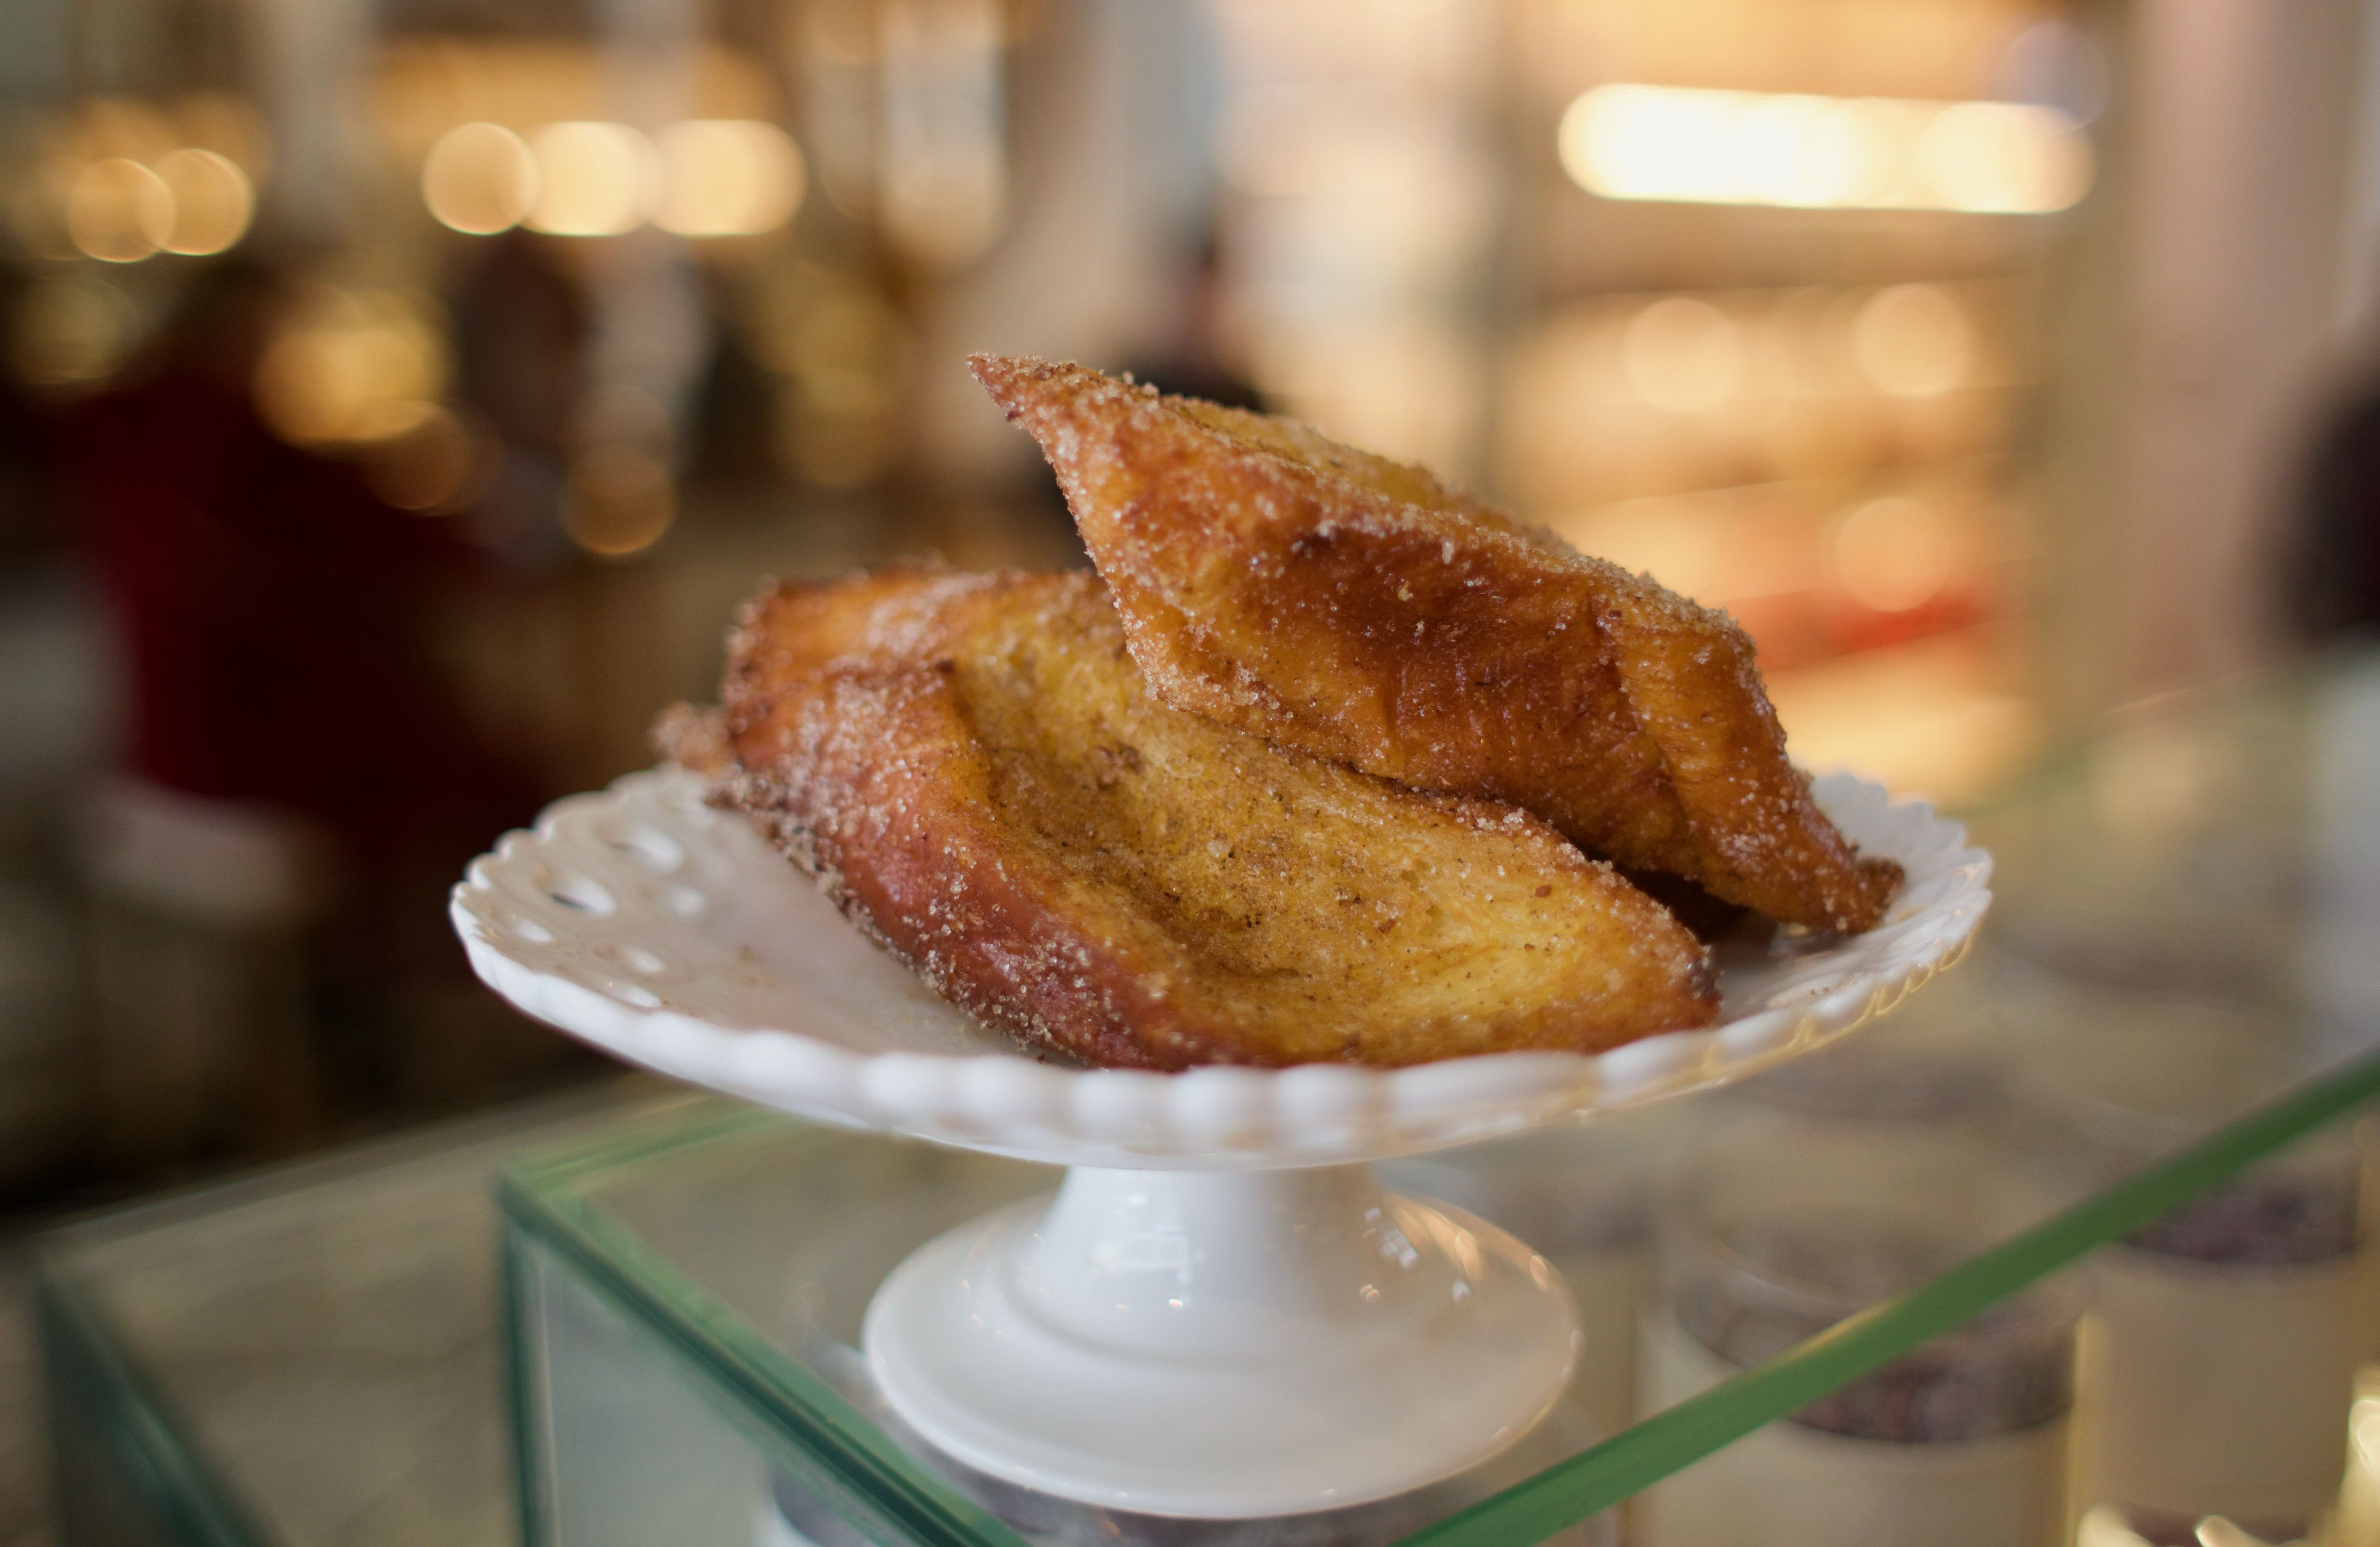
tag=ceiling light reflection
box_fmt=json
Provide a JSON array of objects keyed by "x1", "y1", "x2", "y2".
[
  {"x1": 66, "y1": 158, "x2": 174, "y2": 262},
  {"x1": 655, "y1": 119, "x2": 805, "y2": 236},
  {"x1": 1918, "y1": 101, "x2": 2091, "y2": 214},
  {"x1": 527, "y1": 121, "x2": 656, "y2": 237},
  {"x1": 154, "y1": 148, "x2": 253, "y2": 255},
  {"x1": 424, "y1": 122, "x2": 537, "y2": 235},
  {"x1": 1559, "y1": 84, "x2": 2089, "y2": 214}
]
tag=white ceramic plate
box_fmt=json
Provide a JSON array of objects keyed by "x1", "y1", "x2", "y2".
[{"x1": 451, "y1": 768, "x2": 1989, "y2": 1169}]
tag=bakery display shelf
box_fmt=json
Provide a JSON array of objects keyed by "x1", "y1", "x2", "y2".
[
  {"x1": 1402, "y1": 1047, "x2": 2380, "y2": 1544},
  {"x1": 499, "y1": 1039, "x2": 2380, "y2": 1547}
]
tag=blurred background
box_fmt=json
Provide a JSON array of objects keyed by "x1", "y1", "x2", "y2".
[{"x1": 0, "y1": 0, "x2": 2373, "y2": 1201}]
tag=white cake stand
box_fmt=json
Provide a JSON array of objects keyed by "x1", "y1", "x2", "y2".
[{"x1": 452, "y1": 768, "x2": 1988, "y2": 1520}]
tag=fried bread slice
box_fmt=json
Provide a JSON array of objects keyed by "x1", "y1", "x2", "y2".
[
  {"x1": 714, "y1": 566, "x2": 1719, "y2": 1069},
  {"x1": 970, "y1": 354, "x2": 1901, "y2": 934}
]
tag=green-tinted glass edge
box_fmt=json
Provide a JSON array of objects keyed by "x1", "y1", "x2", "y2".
[
  {"x1": 501, "y1": 1043, "x2": 2380, "y2": 1547},
  {"x1": 502, "y1": 1227, "x2": 557, "y2": 1547},
  {"x1": 497, "y1": 1166, "x2": 1036, "y2": 1547},
  {"x1": 1398, "y1": 1043, "x2": 2380, "y2": 1546},
  {"x1": 32, "y1": 1255, "x2": 276, "y2": 1547}
]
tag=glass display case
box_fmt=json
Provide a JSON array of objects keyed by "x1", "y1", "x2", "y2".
[
  {"x1": 41, "y1": 650, "x2": 2380, "y2": 1546},
  {"x1": 498, "y1": 1051, "x2": 2380, "y2": 1547}
]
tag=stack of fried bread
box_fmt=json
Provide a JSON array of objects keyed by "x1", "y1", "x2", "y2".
[{"x1": 678, "y1": 357, "x2": 1901, "y2": 1071}]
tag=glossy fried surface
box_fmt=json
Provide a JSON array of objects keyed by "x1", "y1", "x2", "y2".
[
  {"x1": 715, "y1": 567, "x2": 1719, "y2": 1069},
  {"x1": 970, "y1": 354, "x2": 1900, "y2": 934}
]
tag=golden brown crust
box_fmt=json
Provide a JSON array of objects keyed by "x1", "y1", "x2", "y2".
[
  {"x1": 970, "y1": 354, "x2": 1901, "y2": 934},
  {"x1": 717, "y1": 566, "x2": 1720, "y2": 1069}
]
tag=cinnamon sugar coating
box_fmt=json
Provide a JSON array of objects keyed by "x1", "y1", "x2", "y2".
[
  {"x1": 970, "y1": 354, "x2": 1900, "y2": 934},
  {"x1": 714, "y1": 566, "x2": 1718, "y2": 1069}
]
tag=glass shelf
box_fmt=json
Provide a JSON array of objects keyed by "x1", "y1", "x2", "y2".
[
  {"x1": 34, "y1": 1082, "x2": 651, "y2": 1547},
  {"x1": 501, "y1": 647, "x2": 2380, "y2": 1547}
]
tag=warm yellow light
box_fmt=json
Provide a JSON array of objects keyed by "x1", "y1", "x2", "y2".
[
  {"x1": 423, "y1": 122, "x2": 538, "y2": 235},
  {"x1": 345, "y1": 396, "x2": 440, "y2": 443},
  {"x1": 1560, "y1": 84, "x2": 1739, "y2": 204},
  {"x1": 1732, "y1": 95, "x2": 1834, "y2": 206},
  {"x1": 1559, "y1": 84, "x2": 2089, "y2": 214},
  {"x1": 564, "y1": 446, "x2": 674, "y2": 555},
  {"x1": 256, "y1": 329, "x2": 369, "y2": 443},
  {"x1": 1917, "y1": 101, "x2": 2092, "y2": 214},
  {"x1": 153, "y1": 148, "x2": 253, "y2": 255},
  {"x1": 252, "y1": 292, "x2": 448, "y2": 445},
  {"x1": 1624, "y1": 297, "x2": 1739, "y2": 413},
  {"x1": 655, "y1": 119, "x2": 804, "y2": 237},
  {"x1": 66, "y1": 158, "x2": 174, "y2": 263},
  {"x1": 1812, "y1": 99, "x2": 1920, "y2": 206},
  {"x1": 527, "y1": 121, "x2": 654, "y2": 237},
  {"x1": 1853, "y1": 285, "x2": 1971, "y2": 397},
  {"x1": 428, "y1": 117, "x2": 811, "y2": 239},
  {"x1": 1834, "y1": 497, "x2": 1953, "y2": 612}
]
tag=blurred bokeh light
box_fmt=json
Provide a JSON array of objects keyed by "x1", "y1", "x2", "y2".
[
  {"x1": 253, "y1": 289, "x2": 450, "y2": 446},
  {"x1": 654, "y1": 120, "x2": 806, "y2": 238},
  {"x1": 565, "y1": 445, "x2": 675, "y2": 556},
  {"x1": 423, "y1": 122, "x2": 538, "y2": 235},
  {"x1": 65, "y1": 158, "x2": 174, "y2": 263},
  {"x1": 525, "y1": 121, "x2": 657, "y2": 238},
  {"x1": 152, "y1": 149, "x2": 254, "y2": 256},
  {"x1": 1560, "y1": 85, "x2": 2090, "y2": 214}
]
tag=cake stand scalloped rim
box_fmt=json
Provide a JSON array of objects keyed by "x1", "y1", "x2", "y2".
[{"x1": 451, "y1": 766, "x2": 1990, "y2": 1169}]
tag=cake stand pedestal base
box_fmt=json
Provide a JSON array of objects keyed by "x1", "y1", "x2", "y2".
[{"x1": 863, "y1": 1163, "x2": 1579, "y2": 1520}]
